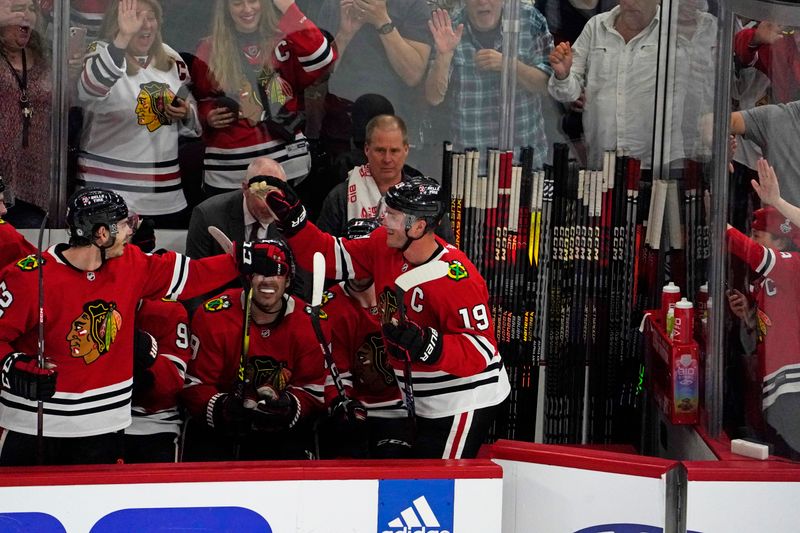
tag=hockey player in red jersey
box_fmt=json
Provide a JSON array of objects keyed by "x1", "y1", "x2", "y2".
[
  {"x1": 0, "y1": 176, "x2": 36, "y2": 270},
  {"x1": 727, "y1": 206, "x2": 800, "y2": 457},
  {"x1": 0, "y1": 188, "x2": 243, "y2": 466},
  {"x1": 181, "y1": 239, "x2": 326, "y2": 460},
  {"x1": 319, "y1": 218, "x2": 409, "y2": 458},
  {"x1": 262, "y1": 175, "x2": 510, "y2": 459}
]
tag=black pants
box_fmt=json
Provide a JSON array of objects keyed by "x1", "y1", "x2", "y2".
[
  {"x1": 123, "y1": 432, "x2": 179, "y2": 463},
  {"x1": 413, "y1": 404, "x2": 497, "y2": 459},
  {"x1": 0, "y1": 429, "x2": 124, "y2": 466}
]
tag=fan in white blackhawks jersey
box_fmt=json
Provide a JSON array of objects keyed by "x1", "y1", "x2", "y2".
[
  {"x1": 262, "y1": 174, "x2": 511, "y2": 459},
  {"x1": 0, "y1": 188, "x2": 246, "y2": 466}
]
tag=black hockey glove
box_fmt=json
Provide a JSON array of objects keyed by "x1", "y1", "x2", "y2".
[
  {"x1": 382, "y1": 322, "x2": 443, "y2": 365},
  {"x1": 132, "y1": 329, "x2": 158, "y2": 392},
  {"x1": 1, "y1": 352, "x2": 57, "y2": 401},
  {"x1": 130, "y1": 217, "x2": 156, "y2": 253},
  {"x1": 251, "y1": 390, "x2": 300, "y2": 431},
  {"x1": 259, "y1": 175, "x2": 307, "y2": 236},
  {"x1": 330, "y1": 396, "x2": 367, "y2": 424},
  {"x1": 209, "y1": 392, "x2": 251, "y2": 436}
]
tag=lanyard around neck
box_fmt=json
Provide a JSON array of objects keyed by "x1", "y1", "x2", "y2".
[{"x1": 0, "y1": 48, "x2": 31, "y2": 147}]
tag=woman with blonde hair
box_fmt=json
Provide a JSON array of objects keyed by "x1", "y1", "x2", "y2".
[
  {"x1": 193, "y1": 0, "x2": 336, "y2": 196},
  {"x1": 77, "y1": 0, "x2": 201, "y2": 227}
]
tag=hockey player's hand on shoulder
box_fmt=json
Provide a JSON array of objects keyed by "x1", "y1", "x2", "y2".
[
  {"x1": 382, "y1": 321, "x2": 443, "y2": 365},
  {"x1": 1, "y1": 352, "x2": 57, "y2": 401},
  {"x1": 258, "y1": 176, "x2": 307, "y2": 237},
  {"x1": 251, "y1": 390, "x2": 301, "y2": 431}
]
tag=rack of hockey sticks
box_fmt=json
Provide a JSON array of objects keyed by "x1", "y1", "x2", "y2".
[{"x1": 441, "y1": 142, "x2": 699, "y2": 445}]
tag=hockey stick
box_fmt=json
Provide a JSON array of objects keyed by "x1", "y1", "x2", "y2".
[
  {"x1": 310, "y1": 252, "x2": 347, "y2": 400},
  {"x1": 393, "y1": 260, "x2": 450, "y2": 419},
  {"x1": 36, "y1": 212, "x2": 48, "y2": 464}
]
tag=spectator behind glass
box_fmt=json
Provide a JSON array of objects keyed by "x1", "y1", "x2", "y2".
[
  {"x1": 76, "y1": 0, "x2": 201, "y2": 228},
  {"x1": 425, "y1": 1, "x2": 554, "y2": 170},
  {"x1": 0, "y1": 0, "x2": 51, "y2": 228},
  {"x1": 735, "y1": 20, "x2": 800, "y2": 105},
  {"x1": 316, "y1": 0, "x2": 432, "y2": 161},
  {"x1": 548, "y1": 0, "x2": 678, "y2": 170},
  {"x1": 192, "y1": 0, "x2": 336, "y2": 196},
  {"x1": 330, "y1": 93, "x2": 395, "y2": 185}
]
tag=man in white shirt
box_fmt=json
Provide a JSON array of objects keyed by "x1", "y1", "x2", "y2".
[{"x1": 547, "y1": 0, "x2": 670, "y2": 169}]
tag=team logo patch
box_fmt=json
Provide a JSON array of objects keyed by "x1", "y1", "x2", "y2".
[
  {"x1": 246, "y1": 355, "x2": 292, "y2": 400},
  {"x1": 16, "y1": 255, "x2": 43, "y2": 271},
  {"x1": 204, "y1": 295, "x2": 231, "y2": 313},
  {"x1": 0, "y1": 219, "x2": 5, "y2": 224},
  {"x1": 304, "y1": 304, "x2": 328, "y2": 319},
  {"x1": 377, "y1": 479, "x2": 454, "y2": 533},
  {"x1": 135, "y1": 81, "x2": 176, "y2": 132},
  {"x1": 447, "y1": 260, "x2": 468, "y2": 281},
  {"x1": 67, "y1": 300, "x2": 122, "y2": 365},
  {"x1": 756, "y1": 309, "x2": 772, "y2": 343},
  {"x1": 353, "y1": 332, "x2": 395, "y2": 392},
  {"x1": 87, "y1": 41, "x2": 98, "y2": 53}
]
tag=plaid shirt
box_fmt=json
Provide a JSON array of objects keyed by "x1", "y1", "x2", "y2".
[{"x1": 449, "y1": 3, "x2": 553, "y2": 168}]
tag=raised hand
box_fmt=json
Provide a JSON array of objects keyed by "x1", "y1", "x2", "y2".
[
  {"x1": 353, "y1": 0, "x2": 389, "y2": 29},
  {"x1": 549, "y1": 41, "x2": 573, "y2": 81},
  {"x1": 752, "y1": 21, "x2": 784, "y2": 46},
  {"x1": 339, "y1": 0, "x2": 364, "y2": 36},
  {"x1": 118, "y1": 0, "x2": 144, "y2": 40},
  {"x1": 428, "y1": 9, "x2": 463, "y2": 56},
  {"x1": 752, "y1": 158, "x2": 781, "y2": 207},
  {"x1": 0, "y1": 0, "x2": 27, "y2": 29}
]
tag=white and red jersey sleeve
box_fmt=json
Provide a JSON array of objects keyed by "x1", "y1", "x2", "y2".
[
  {"x1": 134, "y1": 299, "x2": 192, "y2": 413},
  {"x1": 286, "y1": 221, "x2": 378, "y2": 280}
]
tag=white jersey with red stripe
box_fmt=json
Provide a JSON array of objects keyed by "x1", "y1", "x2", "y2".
[
  {"x1": 287, "y1": 223, "x2": 511, "y2": 419},
  {"x1": 192, "y1": 3, "x2": 335, "y2": 189},
  {"x1": 727, "y1": 226, "x2": 800, "y2": 410},
  {"x1": 0, "y1": 245, "x2": 239, "y2": 437},
  {"x1": 127, "y1": 299, "x2": 192, "y2": 436},
  {"x1": 77, "y1": 41, "x2": 200, "y2": 216}
]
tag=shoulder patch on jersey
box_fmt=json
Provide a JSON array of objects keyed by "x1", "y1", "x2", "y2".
[
  {"x1": 320, "y1": 290, "x2": 335, "y2": 306},
  {"x1": 304, "y1": 304, "x2": 328, "y2": 320},
  {"x1": 0, "y1": 219, "x2": 5, "y2": 224},
  {"x1": 16, "y1": 255, "x2": 43, "y2": 271},
  {"x1": 161, "y1": 297, "x2": 178, "y2": 303},
  {"x1": 204, "y1": 295, "x2": 231, "y2": 313},
  {"x1": 447, "y1": 260, "x2": 469, "y2": 281},
  {"x1": 87, "y1": 41, "x2": 99, "y2": 53}
]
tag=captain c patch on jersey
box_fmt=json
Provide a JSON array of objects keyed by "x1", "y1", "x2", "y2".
[
  {"x1": 136, "y1": 81, "x2": 176, "y2": 132},
  {"x1": 66, "y1": 300, "x2": 122, "y2": 364}
]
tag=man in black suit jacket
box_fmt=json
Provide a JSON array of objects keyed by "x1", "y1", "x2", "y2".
[{"x1": 185, "y1": 157, "x2": 311, "y2": 303}]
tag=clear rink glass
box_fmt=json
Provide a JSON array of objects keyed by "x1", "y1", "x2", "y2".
[{"x1": 20, "y1": 0, "x2": 800, "y2": 462}]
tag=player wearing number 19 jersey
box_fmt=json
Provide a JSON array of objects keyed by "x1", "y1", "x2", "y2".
[{"x1": 265, "y1": 175, "x2": 510, "y2": 459}]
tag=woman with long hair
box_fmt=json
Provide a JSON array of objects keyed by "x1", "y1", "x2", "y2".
[
  {"x1": 77, "y1": 0, "x2": 201, "y2": 227},
  {"x1": 0, "y1": 0, "x2": 50, "y2": 228},
  {"x1": 193, "y1": 0, "x2": 335, "y2": 196}
]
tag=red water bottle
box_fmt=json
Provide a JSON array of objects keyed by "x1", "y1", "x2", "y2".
[{"x1": 672, "y1": 298, "x2": 695, "y2": 344}]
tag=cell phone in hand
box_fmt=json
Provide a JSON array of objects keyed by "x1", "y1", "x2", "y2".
[
  {"x1": 215, "y1": 95, "x2": 241, "y2": 115},
  {"x1": 172, "y1": 84, "x2": 191, "y2": 106},
  {"x1": 69, "y1": 26, "x2": 88, "y2": 58}
]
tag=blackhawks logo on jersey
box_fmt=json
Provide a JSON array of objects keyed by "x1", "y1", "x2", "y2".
[
  {"x1": 16, "y1": 255, "x2": 43, "y2": 271},
  {"x1": 67, "y1": 300, "x2": 122, "y2": 365},
  {"x1": 304, "y1": 304, "x2": 328, "y2": 320},
  {"x1": 245, "y1": 355, "x2": 292, "y2": 400},
  {"x1": 447, "y1": 260, "x2": 468, "y2": 281},
  {"x1": 353, "y1": 332, "x2": 396, "y2": 392},
  {"x1": 136, "y1": 81, "x2": 175, "y2": 132},
  {"x1": 204, "y1": 295, "x2": 231, "y2": 313},
  {"x1": 379, "y1": 288, "x2": 398, "y2": 325},
  {"x1": 756, "y1": 309, "x2": 772, "y2": 343}
]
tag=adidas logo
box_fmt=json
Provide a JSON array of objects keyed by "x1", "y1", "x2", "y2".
[{"x1": 381, "y1": 496, "x2": 451, "y2": 533}]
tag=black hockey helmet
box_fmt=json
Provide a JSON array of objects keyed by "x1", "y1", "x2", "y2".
[
  {"x1": 66, "y1": 188, "x2": 129, "y2": 245},
  {"x1": 383, "y1": 176, "x2": 445, "y2": 231},
  {"x1": 345, "y1": 217, "x2": 380, "y2": 240},
  {"x1": 243, "y1": 238, "x2": 296, "y2": 288}
]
